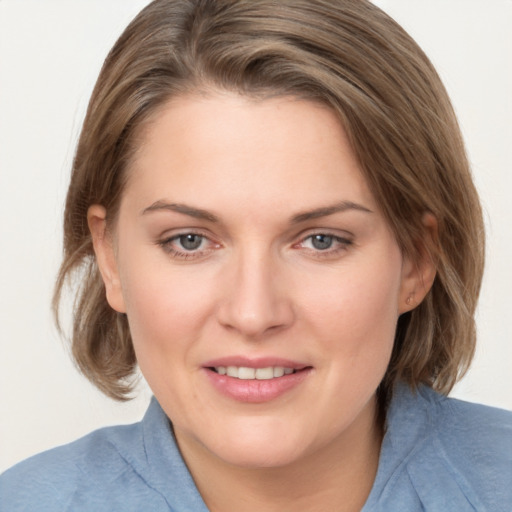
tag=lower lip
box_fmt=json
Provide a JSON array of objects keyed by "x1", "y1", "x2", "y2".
[{"x1": 203, "y1": 368, "x2": 312, "y2": 403}]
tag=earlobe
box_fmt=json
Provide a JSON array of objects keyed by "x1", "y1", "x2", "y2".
[
  {"x1": 87, "y1": 205, "x2": 126, "y2": 313},
  {"x1": 399, "y1": 213, "x2": 438, "y2": 314}
]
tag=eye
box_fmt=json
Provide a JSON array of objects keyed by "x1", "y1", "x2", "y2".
[
  {"x1": 295, "y1": 232, "x2": 353, "y2": 259},
  {"x1": 308, "y1": 234, "x2": 335, "y2": 250},
  {"x1": 158, "y1": 231, "x2": 219, "y2": 260},
  {"x1": 177, "y1": 233, "x2": 204, "y2": 251}
]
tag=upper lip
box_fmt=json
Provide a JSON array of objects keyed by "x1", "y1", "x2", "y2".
[{"x1": 202, "y1": 356, "x2": 310, "y2": 370}]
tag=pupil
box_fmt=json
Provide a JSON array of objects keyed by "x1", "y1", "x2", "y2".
[
  {"x1": 180, "y1": 234, "x2": 202, "y2": 250},
  {"x1": 312, "y1": 234, "x2": 332, "y2": 250}
]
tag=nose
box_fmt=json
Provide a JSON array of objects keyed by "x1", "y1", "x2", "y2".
[{"x1": 216, "y1": 248, "x2": 295, "y2": 339}]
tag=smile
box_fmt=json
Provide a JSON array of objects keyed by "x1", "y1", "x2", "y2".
[
  {"x1": 213, "y1": 366, "x2": 296, "y2": 380},
  {"x1": 205, "y1": 365, "x2": 312, "y2": 403}
]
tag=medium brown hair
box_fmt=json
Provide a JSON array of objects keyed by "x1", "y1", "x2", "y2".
[{"x1": 54, "y1": 0, "x2": 485, "y2": 401}]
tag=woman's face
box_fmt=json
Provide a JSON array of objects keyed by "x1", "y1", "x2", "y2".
[{"x1": 91, "y1": 92, "x2": 421, "y2": 468}]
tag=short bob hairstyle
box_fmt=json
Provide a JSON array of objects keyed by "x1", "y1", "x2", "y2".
[{"x1": 54, "y1": 0, "x2": 484, "y2": 402}]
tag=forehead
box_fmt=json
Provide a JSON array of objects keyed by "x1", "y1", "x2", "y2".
[{"x1": 123, "y1": 91, "x2": 377, "y2": 216}]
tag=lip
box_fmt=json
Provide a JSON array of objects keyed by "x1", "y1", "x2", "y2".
[
  {"x1": 202, "y1": 356, "x2": 312, "y2": 403},
  {"x1": 202, "y1": 356, "x2": 308, "y2": 370}
]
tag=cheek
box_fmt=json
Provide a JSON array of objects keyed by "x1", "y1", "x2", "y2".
[
  {"x1": 117, "y1": 250, "x2": 222, "y2": 361},
  {"x1": 300, "y1": 253, "x2": 402, "y2": 356},
  {"x1": 119, "y1": 268, "x2": 212, "y2": 401}
]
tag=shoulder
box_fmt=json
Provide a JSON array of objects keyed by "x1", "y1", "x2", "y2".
[
  {"x1": 391, "y1": 385, "x2": 512, "y2": 511},
  {"x1": 0, "y1": 398, "x2": 208, "y2": 512},
  {"x1": 434, "y1": 389, "x2": 512, "y2": 442},
  {"x1": 418, "y1": 386, "x2": 512, "y2": 466},
  {"x1": 431, "y1": 390, "x2": 512, "y2": 500},
  {"x1": 0, "y1": 421, "x2": 157, "y2": 512}
]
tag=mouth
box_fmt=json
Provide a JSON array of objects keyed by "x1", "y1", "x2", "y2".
[
  {"x1": 203, "y1": 360, "x2": 312, "y2": 402},
  {"x1": 202, "y1": 357, "x2": 312, "y2": 402},
  {"x1": 209, "y1": 366, "x2": 299, "y2": 380}
]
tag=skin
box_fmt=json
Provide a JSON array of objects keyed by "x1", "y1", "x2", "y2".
[{"x1": 89, "y1": 91, "x2": 435, "y2": 511}]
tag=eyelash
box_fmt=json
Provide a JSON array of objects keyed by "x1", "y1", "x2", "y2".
[{"x1": 157, "y1": 231, "x2": 353, "y2": 261}]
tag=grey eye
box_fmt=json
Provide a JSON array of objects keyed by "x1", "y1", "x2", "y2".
[
  {"x1": 179, "y1": 234, "x2": 203, "y2": 250},
  {"x1": 311, "y1": 234, "x2": 333, "y2": 250}
]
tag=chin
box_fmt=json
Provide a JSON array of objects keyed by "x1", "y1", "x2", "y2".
[
  {"x1": 203, "y1": 420, "x2": 313, "y2": 469},
  {"x1": 215, "y1": 441, "x2": 306, "y2": 469}
]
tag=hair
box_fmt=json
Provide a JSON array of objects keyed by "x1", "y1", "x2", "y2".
[{"x1": 54, "y1": 0, "x2": 485, "y2": 402}]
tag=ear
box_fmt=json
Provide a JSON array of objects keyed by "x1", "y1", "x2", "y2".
[
  {"x1": 398, "y1": 212, "x2": 438, "y2": 314},
  {"x1": 87, "y1": 205, "x2": 126, "y2": 313}
]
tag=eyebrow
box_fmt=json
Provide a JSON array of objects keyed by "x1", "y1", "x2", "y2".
[
  {"x1": 141, "y1": 199, "x2": 372, "y2": 224},
  {"x1": 142, "y1": 201, "x2": 219, "y2": 222},
  {"x1": 290, "y1": 201, "x2": 373, "y2": 223}
]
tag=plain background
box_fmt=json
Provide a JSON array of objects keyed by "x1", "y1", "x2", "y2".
[{"x1": 0, "y1": 0, "x2": 511, "y2": 473}]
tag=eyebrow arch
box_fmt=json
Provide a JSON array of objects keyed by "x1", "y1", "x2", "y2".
[
  {"x1": 291, "y1": 201, "x2": 373, "y2": 224},
  {"x1": 142, "y1": 201, "x2": 219, "y2": 222}
]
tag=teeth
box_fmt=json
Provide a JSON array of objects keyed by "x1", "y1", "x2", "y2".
[
  {"x1": 273, "y1": 367, "x2": 285, "y2": 378},
  {"x1": 214, "y1": 366, "x2": 296, "y2": 380},
  {"x1": 226, "y1": 366, "x2": 238, "y2": 378},
  {"x1": 255, "y1": 367, "x2": 273, "y2": 380},
  {"x1": 239, "y1": 367, "x2": 255, "y2": 379}
]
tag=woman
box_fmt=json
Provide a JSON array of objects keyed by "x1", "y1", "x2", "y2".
[{"x1": 1, "y1": 1, "x2": 510, "y2": 510}]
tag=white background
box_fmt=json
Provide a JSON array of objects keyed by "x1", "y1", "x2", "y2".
[{"x1": 0, "y1": 0, "x2": 510, "y2": 473}]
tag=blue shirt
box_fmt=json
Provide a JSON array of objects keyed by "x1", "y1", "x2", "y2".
[{"x1": 1, "y1": 384, "x2": 511, "y2": 511}]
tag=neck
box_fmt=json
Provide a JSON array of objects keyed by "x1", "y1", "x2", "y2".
[{"x1": 175, "y1": 396, "x2": 383, "y2": 512}]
